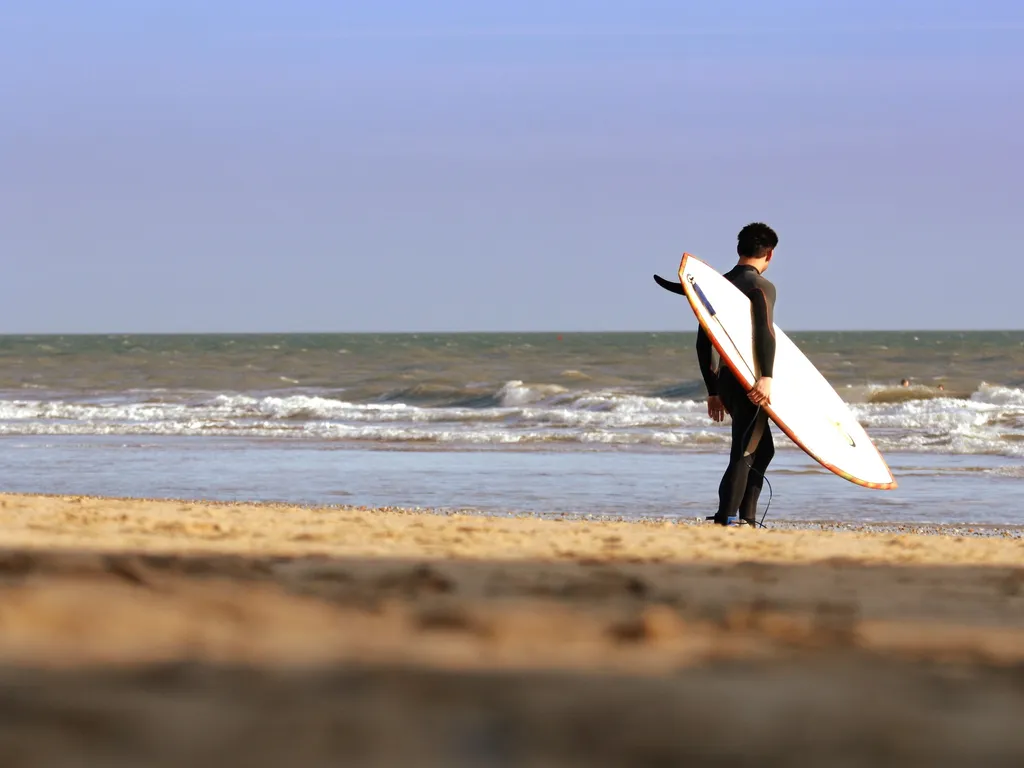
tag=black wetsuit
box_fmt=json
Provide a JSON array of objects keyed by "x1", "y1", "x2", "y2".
[{"x1": 696, "y1": 265, "x2": 777, "y2": 524}]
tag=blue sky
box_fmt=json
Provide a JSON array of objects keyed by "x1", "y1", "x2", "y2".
[{"x1": 2, "y1": 0, "x2": 1023, "y2": 332}]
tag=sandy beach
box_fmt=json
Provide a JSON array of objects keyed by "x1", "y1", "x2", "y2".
[{"x1": 1, "y1": 492, "x2": 1023, "y2": 766}]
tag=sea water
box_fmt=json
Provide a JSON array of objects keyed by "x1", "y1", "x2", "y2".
[{"x1": 2, "y1": 332, "x2": 1023, "y2": 525}]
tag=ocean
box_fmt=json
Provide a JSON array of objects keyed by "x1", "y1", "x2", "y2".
[{"x1": 2, "y1": 332, "x2": 1023, "y2": 526}]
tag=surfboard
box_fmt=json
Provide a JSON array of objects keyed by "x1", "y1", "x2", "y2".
[{"x1": 656, "y1": 253, "x2": 896, "y2": 490}]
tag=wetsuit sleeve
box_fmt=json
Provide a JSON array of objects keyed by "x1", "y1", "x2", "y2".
[
  {"x1": 750, "y1": 284, "x2": 776, "y2": 378},
  {"x1": 695, "y1": 327, "x2": 718, "y2": 396}
]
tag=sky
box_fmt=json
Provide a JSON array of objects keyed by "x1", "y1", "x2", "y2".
[{"x1": 2, "y1": 0, "x2": 1023, "y2": 333}]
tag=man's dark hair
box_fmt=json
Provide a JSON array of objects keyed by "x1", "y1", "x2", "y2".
[{"x1": 737, "y1": 223, "x2": 778, "y2": 259}]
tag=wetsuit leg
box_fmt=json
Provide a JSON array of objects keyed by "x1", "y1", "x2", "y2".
[
  {"x1": 714, "y1": 372, "x2": 762, "y2": 524},
  {"x1": 738, "y1": 423, "x2": 774, "y2": 523}
]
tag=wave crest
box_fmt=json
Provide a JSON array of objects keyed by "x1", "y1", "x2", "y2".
[{"x1": 1, "y1": 381, "x2": 1023, "y2": 456}]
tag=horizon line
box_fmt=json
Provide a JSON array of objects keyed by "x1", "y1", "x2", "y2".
[{"x1": 1, "y1": 329, "x2": 1022, "y2": 336}]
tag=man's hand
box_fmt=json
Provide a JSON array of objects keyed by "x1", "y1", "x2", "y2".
[
  {"x1": 707, "y1": 395, "x2": 727, "y2": 422},
  {"x1": 748, "y1": 377, "x2": 772, "y2": 407}
]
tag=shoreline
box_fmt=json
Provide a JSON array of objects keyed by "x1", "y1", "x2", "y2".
[{"x1": 5, "y1": 490, "x2": 1024, "y2": 539}]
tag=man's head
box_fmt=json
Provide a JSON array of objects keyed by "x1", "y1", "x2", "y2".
[{"x1": 737, "y1": 223, "x2": 778, "y2": 271}]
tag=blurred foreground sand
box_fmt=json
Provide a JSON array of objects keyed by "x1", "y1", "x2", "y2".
[{"x1": 1, "y1": 493, "x2": 1023, "y2": 766}]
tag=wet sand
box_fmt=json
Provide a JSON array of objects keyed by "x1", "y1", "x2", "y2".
[{"x1": 1, "y1": 493, "x2": 1023, "y2": 766}]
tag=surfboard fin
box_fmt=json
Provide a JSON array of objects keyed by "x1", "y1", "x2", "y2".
[{"x1": 653, "y1": 274, "x2": 686, "y2": 295}]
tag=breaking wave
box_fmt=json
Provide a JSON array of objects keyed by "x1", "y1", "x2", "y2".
[{"x1": 1, "y1": 381, "x2": 1023, "y2": 456}]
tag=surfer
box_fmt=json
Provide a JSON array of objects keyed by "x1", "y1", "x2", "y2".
[{"x1": 696, "y1": 223, "x2": 779, "y2": 527}]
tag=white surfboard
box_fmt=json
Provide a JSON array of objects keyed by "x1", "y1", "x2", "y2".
[{"x1": 675, "y1": 253, "x2": 896, "y2": 490}]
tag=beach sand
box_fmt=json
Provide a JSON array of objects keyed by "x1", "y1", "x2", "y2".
[{"x1": 1, "y1": 493, "x2": 1023, "y2": 766}]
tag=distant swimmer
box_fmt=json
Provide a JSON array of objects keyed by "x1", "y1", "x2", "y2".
[
  {"x1": 695, "y1": 223, "x2": 778, "y2": 528},
  {"x1": 900, "y1": 378, "x2": 910, "y2": 387}
]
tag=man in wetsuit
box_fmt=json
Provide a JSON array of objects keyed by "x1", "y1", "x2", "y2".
[{"x1": 696, "y1": 223, "x2": 778, "y2": 527}]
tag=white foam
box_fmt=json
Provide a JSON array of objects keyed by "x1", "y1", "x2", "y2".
[
  {"x1": 497, "y1": 380, "x2": 568, "y2": 406},
  {"x1": 1, "y1": 381, "x2": 1023, "y2": 456},
  {"x1": 973, "y1": 382, "x2": 1024, "y2": 406},
  {"x1": 847, "y1": 384, "x2": 1024, "y2": 457}
]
